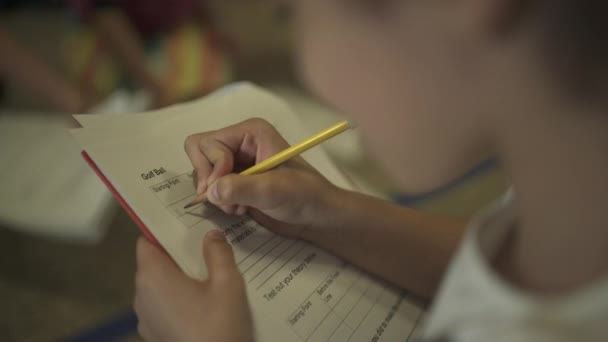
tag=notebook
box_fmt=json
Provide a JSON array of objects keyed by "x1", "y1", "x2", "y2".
[{"x1": 71, "y1": 83, "x2": 425, "y2": 341}]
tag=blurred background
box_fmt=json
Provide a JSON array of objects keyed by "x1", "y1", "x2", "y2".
[{"x1": 0, "y1": 1, "x2": 506, "y2": 341}]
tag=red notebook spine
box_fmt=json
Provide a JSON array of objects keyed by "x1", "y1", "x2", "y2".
[{"x1": 82, "y1": 151, "x2": 166, "y2": 252}]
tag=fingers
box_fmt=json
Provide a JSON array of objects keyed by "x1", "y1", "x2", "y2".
[
  {"x1": 184, "y1": 134, "x2": 213, "y2": 193},
  {"x1": 184, "y1": 134, "x2": 234, "y2": 194},
  {"x1": 134, "y1": 237, "x2": 183, "y2": 341},
  {"x1": 184, "y1": 119, "x2": 291, "y2": 194},
  {"x1": 136, "y1": 237, "x2": 180, "y2": 277},
  {"x1": 136, "y1": 236, "x2": 162, "y2": 267},
  {"x1": 199, "y1": 139, "x2": 235, "y2": 186},
  {"x1": 206, "y1": 173, "x2": 279, "y2": 209},
  {"x1": 203, "y1": 230, "x2": 241, "y2": 286}
]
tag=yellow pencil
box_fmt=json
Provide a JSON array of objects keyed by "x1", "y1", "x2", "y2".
[{"x1": 184, "y1": 120, "x2": 352, "y2": 209}]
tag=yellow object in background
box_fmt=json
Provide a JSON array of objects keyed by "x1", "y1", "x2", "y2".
[{"x1": 63, "y1": 22, "x2": 233, "y2": 102}]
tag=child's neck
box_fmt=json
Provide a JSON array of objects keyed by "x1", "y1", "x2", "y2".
[{"x1": 495, "y1": 89, "x2": 608, "y2": 294}]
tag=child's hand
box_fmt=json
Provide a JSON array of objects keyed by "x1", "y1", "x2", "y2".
[
  {"x1": 134, "y1": 231, "x2": 253, "y2": 342},
  {"x1": 184, "y1": 118, "x2": 344, "y2": 238}
]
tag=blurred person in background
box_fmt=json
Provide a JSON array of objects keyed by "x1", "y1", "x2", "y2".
[
  {"x1": 0, "y1": 0, "x2": 231, "y2": 247},
  {"x1": 136, "y1": 0, "x2": 608, "y2": 341},
  {"x1": 0, "y1": 0, "x2": 228, "y2": 113},
  {"x1": 68, "y1": 0, "x2": 211, "y2": 108},
  {"x1": 0, "y1": 16, "x2": 89, "y2": 112}
]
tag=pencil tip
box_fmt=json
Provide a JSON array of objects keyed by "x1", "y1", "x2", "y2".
[{"x1": 183, "y1": 203, "x2": 194, "y2": 209}]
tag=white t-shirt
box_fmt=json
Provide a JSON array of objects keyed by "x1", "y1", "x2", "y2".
[{"x1": 423, "y1": 192, "x2": 608, "y2": 341}]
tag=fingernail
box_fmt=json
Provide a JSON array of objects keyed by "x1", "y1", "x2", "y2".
[{"x1": 207, "y1": 230, "x2": 226, "y2": 241}]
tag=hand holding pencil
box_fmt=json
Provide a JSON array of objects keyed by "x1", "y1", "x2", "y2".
[
  {"x1": 184, "y1": 119, "x2": 352, "y2": 209},
  {"x1": 183, "y1": 118, "x2": 352, "y2": 233}
]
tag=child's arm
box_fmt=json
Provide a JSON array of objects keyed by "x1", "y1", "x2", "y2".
[
  {"x1": 185, "y1": 118, "x2": 468, "y2": 299},
  {"x1": 304, "y1": 189, "x2": 467, "y2": 299},
  {"x1": 0, "y1": 27, "x2": 86, "y2": 113},
  {"x1": 93, "y1": 8, "x2": 171, "y2": 107}
]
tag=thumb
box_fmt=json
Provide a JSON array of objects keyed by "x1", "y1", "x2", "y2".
[
  {"x1": 206, "y1": 173, "x2": 277, "y2": 208},
  {"x1": 203, "y1": 230, "x2": 240, "y2": 285}
]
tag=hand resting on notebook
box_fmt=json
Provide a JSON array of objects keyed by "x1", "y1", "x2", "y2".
[{"x1": 134, "y1": 230, "x2": 253, "y2": 342}]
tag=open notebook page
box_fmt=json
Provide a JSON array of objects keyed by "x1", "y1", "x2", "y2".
[{"x1": 71, "y1": 84, "x2": 425, "y2": 341}]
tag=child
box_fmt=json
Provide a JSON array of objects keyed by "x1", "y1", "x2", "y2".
[{"x1": 133, "y1": 1, "x2": 608, "y2": 341}]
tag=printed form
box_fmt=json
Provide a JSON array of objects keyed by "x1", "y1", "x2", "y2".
[
  {"x1": 72, "y1": 84, "x2": 426, "y2": 341},
  {"x1": 150, "y1": 171, "x2": 424, "y2": 341}
]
